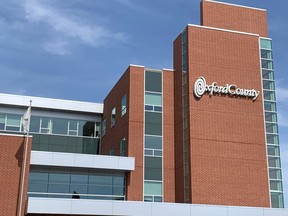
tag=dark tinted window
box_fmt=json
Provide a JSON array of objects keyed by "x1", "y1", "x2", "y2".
[
  {"x1": 145, "y1": 71, "x2": 162, "y2": 92},
  {"x1": 145, "y1": 112, "x2": 162, "y2": 135},
  {"x1": 145, "y1": 136, "x2": 162, "y2": 149}
]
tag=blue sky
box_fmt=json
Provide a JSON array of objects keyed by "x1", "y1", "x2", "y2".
[{"x1": 1, "y1": 0, "x2": 287, "y2": 206}]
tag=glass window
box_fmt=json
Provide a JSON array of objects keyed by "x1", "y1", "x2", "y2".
[
  {"x1": 28, "y1": 168, "x2": 125, "y2": 200},
  {"x1": 261, "y1": 59, "x2": 274, "y2": 70},
  {"x1": 95, "y1": 122, "x2": 100, "y2": 138},
  {"x1": 71, "y1": 174, "x2": 88, "y2": 184},
  {"x1": 145, "y1": 93, "x2": 162, "y2": 106},
  {"x1": 263, "y1": 80, "x2": 275, "y2": 90},
  {"x1": 69, "y1": 120, "x2": 78, "y2": 136},
  {"x1": 154, "y1": 150, "x2": 162, "y2": 156},
  {"x1": 145, "y1": 149, "x2": 153, "y2": 156},
  {"x1": 264, "y1": 101, "x2": 277, "y2": 112},
  {"x1": 145, "y1": 156, "x2": 162, "y2": 180},
  {"x1": 113, "y1": 186, "x2": 125, "y2": 196},
  {"x1": 0, "y1": 113, "x2": 6, "y2": 130},
  {"x1": 262, "y1": 70, "x2": 274, "y2": 80},
  {"x1": 110, "y1": 147, "x2": 115, "y2": 156},
  {"x1": 120, "y1": 137, "x2": 126, "y2": 156},
  {"x1": 144, "y1": 181, "x2": 162, "y2": 195},
  {"x1": 266, "y1": 123, "x2": 278, "y2": 134},
  {"x1": 270, "y1": 180, "x2": 283, "y2": 191},
  {"x1": 154, "y1": 196, "x2": 163, "y2": 202},
  {"x1": 154, "y1": 106, "x2": 162, "y2": 112},
  {"x1": 41, "y1": 117, "x2": 51, "y2": 134},
  {"x1": 79, "y1": 121, "x2": 95, "y2": 137},
  {"x1": 29, "y1": 172, "x2": 49, "y2": 183},
  {"x1": 267, "y1": 134, "x2": 279, "y2": 145},
  {"x1": 48, "y1": 184, "x2": 70, "y2": 193},
  {"x1": 144, "y1": 168, "x2": 162, "y2": 181},
  {"x1": 7, "y1": 114, "x2": 21, "y2": 126},
  {"x1": 28, "y1": 183, "x2": 48, "y2": 193},
  {"x1": 89, "y1": 175, "x2": 113, "y2": 185},
  {"x1": 265, "y1": 112, "x2": 277, "y2": 122},
  {"x1": 111, "y1": 107, "x2": 116, "y2": 127},
  {"x1": 182, "y1": 30, "x2": 187, "y2": 43},
  {"x1": 145, "y1": 112, "x2": 162, "y2": 136},
  {"x1": 182, "y1": 40, "x2": 187, "y2": 54},
  {"x1": 260, "y1": 39, "x2": 272, "y2": 49},
  {"x1": 70, "y1": 184, "x2": 88, "y2": 195},
  {"x1": 144, "y1": 195, "x2": 153, "y2": 202},
  {"x1": 271, "y1": 192, "x2": 284, "y2": 208},
  {"x1": 121, "y1": 95, "x2": 127, "y2": 116},
  {"x1": 261, "y1": 49, "x2": 273, "y2": 59},
  {"x1": 49, "y1": 173, "x2": 70, "y2": 183},
  {"x1": 6, "y1": 114, "x2": 21, "y2": 131},
  {"x1": 69, "y1": 120, "x2": 78, "y2": 131},
  {"x1": 145, "y1": 105, "x2": 153, "y2": 111},
  {"x1": 269, "y1": 169, "x2": 282, "y2": 180},
  {"x1": 88, "y1": 186, "x2": 112, "y2": 195},
  {"x1": 52, "y1": 118, "x2": 68, "y2": 135},
  {"x1": 263, "y1": 90, "x2": 276, "y2": 101},
  {"x1": 113, "y1": 176, "x2": 125, "y2": 186},
  {"x1": 145, "y1": 71, "x2": 162, "y2": 92},
  {"x1": 30, "y1": 116, "x2": 40, "y2": 133},
  {"x1": 268, "y1": 157, "x2": 281, "y2": 168},
  {"x1": 182, "y1": 62, "x2": 187, "y2": 73},
  {"x1": 145, "y1": 136, "x2": 162, "y2": 149},
  {"x1": 267, "y1": 146, "x2": 280, "y2": 156}
]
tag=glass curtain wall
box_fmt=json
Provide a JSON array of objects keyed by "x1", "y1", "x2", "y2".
[
  {"x1": 260, "y1": 38, "x2": 284, "y2": 208},
  {"x1": 0, "y1": 113, "x2": 100, "y2": 155},
  {"x1": 28, "y1": 167, "x2": 125, "y2": 200},
  {"x1": 144, "y1": 70, "x2": 163, "y2": 202}
]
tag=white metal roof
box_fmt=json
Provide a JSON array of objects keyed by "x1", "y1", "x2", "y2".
[{"x1": 0, "y1": 93, "x2": 103, "y2": 114}]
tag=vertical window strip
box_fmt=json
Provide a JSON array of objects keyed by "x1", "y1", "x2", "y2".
[
  {"x1": 260, "y1": 38, "x2": 284, "y2": 208},
  {"x1": 144, "y1": 70, "x2": 163, "y2": 202}
]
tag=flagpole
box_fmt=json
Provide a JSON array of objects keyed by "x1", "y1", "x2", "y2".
[{"x1": 18, "y1": 100, "x2": 32, "y2": 216}]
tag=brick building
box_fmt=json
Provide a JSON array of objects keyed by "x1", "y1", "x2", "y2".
[{"x1": 0, "y1": 1, "x2": 285, "y2": 215}]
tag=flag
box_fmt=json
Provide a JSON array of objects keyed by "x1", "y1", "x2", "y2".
[{"x1": 22, "y1": 102, "x2": 31, "y2": 134}]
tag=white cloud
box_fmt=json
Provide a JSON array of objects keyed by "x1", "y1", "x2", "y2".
[
  {"x1": 43, "y1": 39, "x2": 70, "y2": 56},
  {"x1": 23, "y1": 0, "x2": 128, "y2": 54}
]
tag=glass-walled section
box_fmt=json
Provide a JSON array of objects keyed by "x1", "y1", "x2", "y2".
[
  {"x1": 144, "y1": 70, "x2": 163, "y2": 202},
  {"x1": 260, "y1": 38, "x2": 284, "y2": 208},
  {"x1": 28, "y1": 167, "x2": 125, "y2": 200},
  {"x1": 0, "y1": 112, "x2": 100, "y2": 155},
  {"x1": 182, "y1": 30, "x2": 190, "y2": 203},
  {"x1": 32, "y1": 134, "x2": 99, "y2": 154}
]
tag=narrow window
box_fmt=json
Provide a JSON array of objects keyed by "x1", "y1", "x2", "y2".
[
  {"x1": 102, "y1": 119, "x2": 106, "y2": 136},
  {"x1": 121, "y1": 95, "x2": 127, "y2": 116},
  {"x1": 111, "y1": 107, "x2": 116, "y2": 127},
  {"x1": 120, "y1": 137, "x2": 126, "y2": 156},
  {"x1": 110, "y1": 147, "x2": 115, "y2": 156}
]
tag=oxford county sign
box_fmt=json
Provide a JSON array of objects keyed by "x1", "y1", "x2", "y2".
[{"x1": 194, "y1": 76, "x2": 260, "y2": 101}]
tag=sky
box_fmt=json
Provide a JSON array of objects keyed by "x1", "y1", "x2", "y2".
[{"x1": 0, "y1": 0, "x2": 287, "y2": 206}]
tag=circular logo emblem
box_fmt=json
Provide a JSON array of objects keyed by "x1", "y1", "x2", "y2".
[{"x1": 194, "y1": 76, "x2": 206, "y2": 98}]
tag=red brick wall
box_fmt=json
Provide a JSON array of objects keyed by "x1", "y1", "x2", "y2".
[
  {"x1": 0, "y1": 134, "x2": 32, "y2": 216},
  {"x1": 126, "y1": 66, "x2": 145, "y2": 201},
  {"x1": 186, "y1": 25, "x2": 270, "y2": 207},
  {"x1": 101, "y1": 65, "x2": 145, "y2": 201},
  {"x1": 173, "y1": 34, "x2": 186, "y2": 203},
  {"x1": 101, "y1": 67, "x2": 130, "y2": 156},
  {"x1": 163, "y1": 70, "x2": 175, "y2": 202},
  {"x1": 201, "y1": 0, "x2": 268, "y2": 37}
]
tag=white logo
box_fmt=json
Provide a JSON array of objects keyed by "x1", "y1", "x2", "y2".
[
  {"x1": 194, "y1": 76, "x2": 206, "y2": 98},
  {"x1": 193, "y1": 76, "x2": 260, "y2": 101}
]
